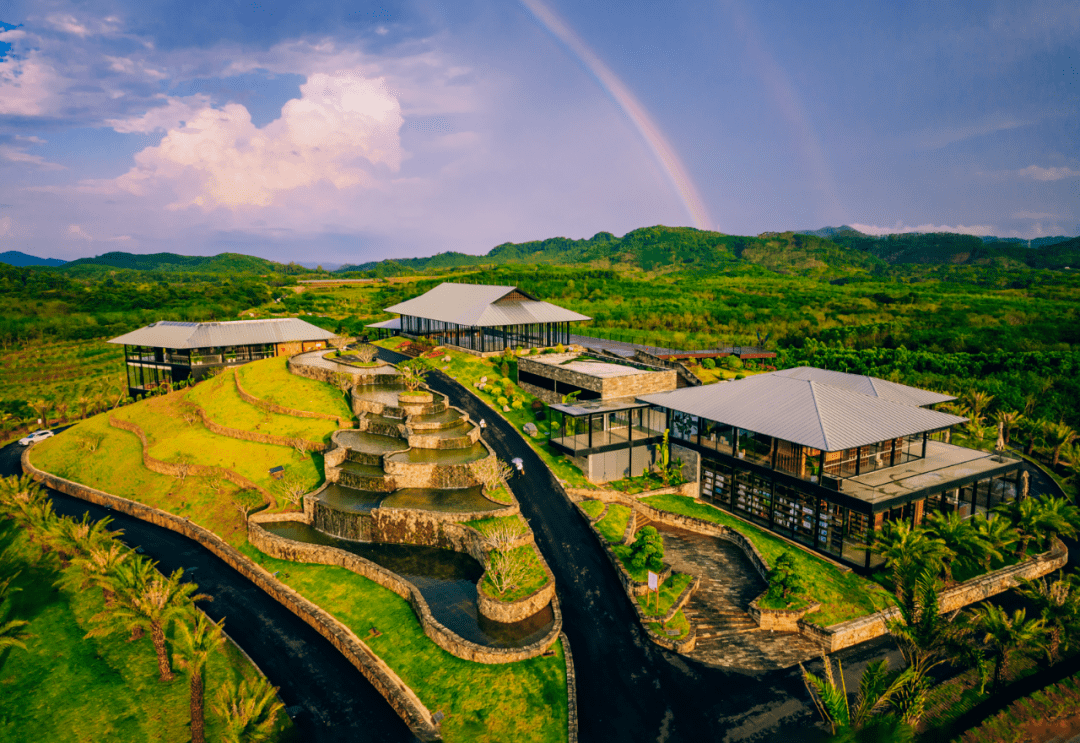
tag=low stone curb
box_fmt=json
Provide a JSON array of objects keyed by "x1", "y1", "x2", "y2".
[
  {"x1": 195, "y1": 406, "x2": 329, "y2": 454},
  {"x1": 234, "y1": 370, "x2": 350, "y2": 428},
  {"x1": 748, "y1": 596, "x2": 822, "y2": 632},
  {"x1": 107, "y1": 416, "x2": 274, "y2": 505},
  {"x1": 22, "y1": 447, "x2": 441, "y2": 742},
  {"x1": 560, "y1": 631, "x2": 578, "y2": 743},
  {"x1": 249, "y1": 513, "x2": 562, "y2": 663}
]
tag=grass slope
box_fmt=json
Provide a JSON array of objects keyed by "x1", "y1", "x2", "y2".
[
  {"x1": 236, "y1": 356, "x2": 353, "y2": 420},
  {"x1": 0, "y1": 539, "x2": 288, "y2": 742}
]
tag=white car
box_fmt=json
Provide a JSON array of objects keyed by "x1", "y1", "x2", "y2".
[{"x1": 19, "y1": 430, "x2": 54, "y2": 446}]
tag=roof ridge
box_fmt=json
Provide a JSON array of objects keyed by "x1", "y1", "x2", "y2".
[{"x1": 806, "y1": 380, "x2": 832, "y2": 451}]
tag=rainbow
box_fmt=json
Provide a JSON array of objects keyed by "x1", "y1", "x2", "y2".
[{"x1": 519, "y1": 0, "x2": 713, "y2": 231}]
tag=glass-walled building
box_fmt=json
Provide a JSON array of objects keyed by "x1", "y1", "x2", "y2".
[
  {"x1": 110, "y1": 318, "x2": 337, "y2": 397},
  {"x1": 630, "y1": 367, "x2": 1024, "y2": 571},
  {"x1": 380, "y1": 283, "x2": 591, "y2": 354}
]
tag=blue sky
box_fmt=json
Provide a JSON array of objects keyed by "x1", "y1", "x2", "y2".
[{"x1": 0, "y1": 0, "x2": 1076, "y2": 263}]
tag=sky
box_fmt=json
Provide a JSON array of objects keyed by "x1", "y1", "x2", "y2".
[{"x1": 0, "y1": 0, "x2": 1077, "y2": 265}]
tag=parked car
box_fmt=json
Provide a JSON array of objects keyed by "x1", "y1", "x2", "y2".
[{"x1": 19, "y1": 430, "x2": 54, "y2": 446}]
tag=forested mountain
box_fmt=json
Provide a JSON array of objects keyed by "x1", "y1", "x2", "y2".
[
  {"x1": 59, "y1": 251, "x2": 282, "y2": 275},
  {"x1": 338, "y1": 226, "x2": 883, "y2": 277},
  {"x1": 0, "y1": 250, "x2": 66, "y2": 267},
  {"x1": 798, "y1": 227, "x2": 1078, "y2": 268}
]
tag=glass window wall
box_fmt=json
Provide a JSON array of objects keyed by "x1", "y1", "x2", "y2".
[{"x1": 737, "y1": 429, "x2": 774, "y2": 467}]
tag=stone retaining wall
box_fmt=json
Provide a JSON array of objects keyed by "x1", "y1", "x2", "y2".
[
  {"x1": 196, "y1": 406, "x2": 329, "y2": 453},
  {"x1": 289, "y1": 353, "x2": 400, "y2": 389},
  {"x1": 561, "y1": 632, "x2": 578, "y2": 743},
  {"x1": 234, "y1": 372, "x2": 350, "y2": 428},
  {"x1": 107, "y1": 416, "x2": 273, "y2": 505},
  {"x1": 248, "y1": 515, "x2": 561, "y2": 663},
  {"x1": 748, "y1": 597, "x2": 822, "y2": 631},
  {"x1": 803, "y1": 538, "x2": 1069, "y2": 652},
  {"x1": 407, "y1": 426, "x2": 481, "y2": 451},
  {"x1": 22, "y1": 449, "x2": 440, "y2": 742}
]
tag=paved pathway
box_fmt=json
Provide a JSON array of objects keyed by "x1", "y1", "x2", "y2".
[{"x1": 655, "y1": 524, "x2": 822, "y2": 671}]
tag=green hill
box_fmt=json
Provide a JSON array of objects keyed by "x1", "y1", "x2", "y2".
[
  {"x1": 60, "y1": 251, "x2": 282, "y2": 275},
  {"x1": 338, "y1": 226, "x2": 884, "y2": 278}
]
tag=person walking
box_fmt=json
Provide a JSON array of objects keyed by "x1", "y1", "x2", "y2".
[{"x1": 479, "y1": 419, "x2": 486, "y2": 430}]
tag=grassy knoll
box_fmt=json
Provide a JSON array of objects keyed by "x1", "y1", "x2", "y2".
[
  {"x1": 648, "y1": 609, "x2": 691, "y2": 641},
  {"x1": 240, "y1": 546, "x2": 567, "y2": 743},
  {"x1": 463, "y1": 515, "x2": 527, "y2": 537},
  {"x1": 236, "y1": 355, "x2": 353, "y2": 420},
  {"x1": 480, "y1": 545, "x2": 550, "y2": 602},
  {"x1": 594, "y1": 503, "x2": 631, "y2": 544},
  {"x1": 640, "y1": 494, "x2": 892, "y2": 626},
  {"x1": 0, "y1": 537, "x2": 289, "y2": 743},
  {"x1": 577, "y1": 499, "x2": 605, "y2": 520},
  {"x1": 373, "y1": 339, "x2": 594, "y2": 489},
  {"x1": 187, "y1": 368, "x2": 339, "y2": 444}
]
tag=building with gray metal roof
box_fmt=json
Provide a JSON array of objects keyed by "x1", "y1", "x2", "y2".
[
  {"x1": 375, "y1": 282, "x2": 590, "y2": 353},
  {"x1": 546, "y1": 366, "x2": 1021, "y2": 571},
  {"x1": 111, "y1": 318, "x2": 337, "y2": 396}
]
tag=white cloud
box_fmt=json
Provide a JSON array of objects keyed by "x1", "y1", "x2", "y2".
[
  {"x1": 0, "y1": 216, "x2": 12, "y2": 237},
  {"x1": 1014, "y1": 165, "x2": 1080, "y2": 181},
  {"x1": 0, "y1": 51, "x2": 66, "y2": 116},
  {"x1": 106, "y1": 94, "x2": 215, "y2": 133},
  {"x1": 67, "y1": 224, "x2": 93, "y2": 241},
  {"x1": 850, "y1": 222, "x2": 996, "y2": 237},
  {"x1": 44, "y1": 14, "x2": 120, "y2": 38},
  {"x1": 1012, "y1": 210, "x2": 1058, "y2": 220},
  {"x1": 104, "y1": 69, "x2": 404, "y2": 210},
  {"x1": 0, "y1": 145, "x2": 64, "y2": 171}
]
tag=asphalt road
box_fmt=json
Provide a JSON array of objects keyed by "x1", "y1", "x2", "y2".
[
  {"x1": 0, "y1": 442, "x2": 417, "y2": 743},
  {"x1": 381, "y1": 347, "x2": 883, "y2": 743}
]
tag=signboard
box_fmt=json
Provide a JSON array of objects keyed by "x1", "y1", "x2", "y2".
[{"x1": 647, "y1": 571, "x2": 659, "y2": 591}]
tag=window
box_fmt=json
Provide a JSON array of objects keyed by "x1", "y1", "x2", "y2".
[
  {"x1": 843, "y1": 511, "x2": 872, "y2": 568},
  {"x1": 737, "y1": 429, "x2": 773, "y2": 468},
  {"x1": 700, "y1": 419, "x2": 734, "y2": 454},
  {"x1": 670, "y1": 411, "x2": 698, "y2": 444}
]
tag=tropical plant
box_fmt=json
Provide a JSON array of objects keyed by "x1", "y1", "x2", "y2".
[
  {"x1": 963, "y1": 390, "x2": 995, "y2": 425},
  {"x1": 968, "y1": 605, "x2": 1047, "y2": 691},
  {"x1": 213, "y1": 675, "x2": 284, "y2": 743},
  {"x1": 922, "y1": 511, "x2": 984, "y2": 583},
  {"x1": 174, "y1": 611, "x2": 226, "y2": 743},
  {"x1": 993, "y1": 498, "x2": 1041, "y2": 556},
  {"x1": 886, "y1": 565, "x2": 959, "y2": 708},
  {"x1": 62, "y1": 541, "x2": 130, "y2": 607},
  {"x1": 88, "y1": 564, "x2": 209, "y2": 682},
  {"x1": 992, "y1": 409, "x2": 1023, "y2": 446},
  {"x1": 44, "y1": 512, "x2": 117, "y2": 569},
  {"x1": 801, "y1": 655, "x2": 917, "y2": 735},
  {"x1": 1045, "y1": 422, "x2": 1078, "y2": 467},
  {"x1": 871, "y1": 520, "x2": 951, "y2": 583},
  {"x1": 970, "y1": 514, "x2": 1019, "y2": 569},
  {"x1": 1017, "y1": 573, "x2": 1080, "y2": 663}
]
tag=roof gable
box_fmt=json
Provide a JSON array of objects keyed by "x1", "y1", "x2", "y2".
[
  {"x1": 383, "y1": 282, "x2": 590, "y2": 326},
  {"x1": 109, "y1": 318, "x2": 336, "y2": 349}
]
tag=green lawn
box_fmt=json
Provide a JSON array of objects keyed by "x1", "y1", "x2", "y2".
[
  {"x1": 634, "y1": 572, "x2": 694, "y2": 619},
  {"x1": 577, "y1": 499, "x2": 606, "y2": 521},
  {"x1": 187, "y1": 368, "x2": 339, "y2": 444},
  {"x1": 240, "y1": 546, "x2": 567, "y2": 743},
  {"x1": 236, "y1": 355, "x2": 353, "y2": 420},
  {"x1": 640, "y1": 494, "x2": 893, "y2": 626},
  {"x1": 0, "y1": 538, "x2": 290, "y2": 743},
  {"x1": 648, "y1": 609, "x2": 691, "y2": 641},
  {"x1": 595, "y1": 503, "x2": 631, "y2": 545},
  {"x1": 463, "y1": 515, "x2": 528, "y2": 538}
]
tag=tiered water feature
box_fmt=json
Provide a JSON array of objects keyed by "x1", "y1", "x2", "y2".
[{"x1": 250, "y1": 367, "x2": 558, "y2": 657}]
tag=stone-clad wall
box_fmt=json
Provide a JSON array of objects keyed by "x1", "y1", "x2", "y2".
[
  {"x1": 602, "y1": 369, "x2": 678, "y2": 398},
  {"x1": 234, "y1": 372, "x2": 350, "y2": 428},
  {"x1": 22, "y1": 450, "x2": 441, "y2": 742},
  {"x1": 249, "y1": 514, "x2": 562, "y2": 663},
  {"x1": 107, "y1": 416, "x2": 273, "y2": 504},
  {"x1": 517, "y1": 355, "x2": 676, "y2": 400},
  {"x1": 195, "y1": 406, "x2": 329, "y2": 453}
]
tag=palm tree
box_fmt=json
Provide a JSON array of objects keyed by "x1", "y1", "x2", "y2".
[
  {"x1": 1033, "y1": 496, "x2": 1080, "y2": 550},
  {"x1": 0, "y1": 476, "x2": 56, "y2": 556},
  {"x1": 992, "y1": 410, "x2": 1023, "y2": 446},
  {"x1": 175, "y1": 611, "x2": 226, "y2": 743},
  {"x1": 1019, "y1": 417, "x2": 1048, "y2": 457},
  {"x1": 1046, "y1": 422, "x2": 1078, "y2": 467},
  {"x1": 62, "y1": 541, "x2": 131, "y2": 607},
  {"x1": 213, "y1": 675, "x2": 285, "y2": 743},
  {"x1": 994, "y1": 498, "x2": 1042, "y2": 556},
  {"x1": 89, "y1": 563, "x2": 208, "y2": 681},
  {"x1": 971, "y1": 515, "x2": 1018, "y2": 569},
  {"x1": 29, "y1": 399, "x2": 50, "y2": 429},
  {"x1": 45, "y1": 513, "x2": 118, "y2": 568},
  {"x1": 1017, "y1": 573, "x2": 1080, "y2": 663},
  {"x1": 968, "y1": 604, "x2": 1046, "y2": 691},
  {"x1": 963, "y1": 390, "x2": 994, "y2": 425},
  {"x1": 872, "y1": 520, "x2": 951, "y2": 584},
  {"x1": 922, "y1": 512, "x2": 985, "y2": 583},
  {"x1": 801, "y1": 654, "x2": 917, "y2": 735}
]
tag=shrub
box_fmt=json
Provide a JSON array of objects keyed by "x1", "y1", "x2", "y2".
[
  {"x1": 512, "y1": 400, "x2": 523, "y2": 410},
  {"x1": 630, "y1": 526, "x2": 664, "y2": 573},
  {"x1": 555, "y1": 343, "x2": 565, "y2": 353},
  {"x1": 500, "y1": 362, "x2": 510, "y2": 378},
  {"x1": 497, "y1": 396, "x2": 509, "y2": 406},
  {"x1": 702, "y1": 358, "x2": 716, "y2": 370},
  {"x1": 766, "y1": 551, "x2": 804, "y2": 601},
  {"x1": 721, "y1": 356, "x2": 744, "y2": 371},
  {"x1": 501, "y1": 377, "x2": 515, "y2": 389},
  {"x1": 530, "y1": 348, "x2": 539, "y2": 355},
  {"x1": 735, "y1": 373, "x2": 747, "y2": 379},
  {"x1": 530, "y1": 399, "x2": 545, "y2": 412}
]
